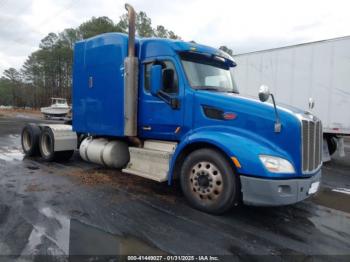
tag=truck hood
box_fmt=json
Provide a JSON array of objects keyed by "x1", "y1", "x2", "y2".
[
  {"x1": 237, "y1": 93, "x2": 308, "y2": 115},
  {"x1": 193, "y1": 90, "x2": 303, "y2": 174},
  {"x1": 195, "y1": 90, "x2": 304, "y2": 122}
]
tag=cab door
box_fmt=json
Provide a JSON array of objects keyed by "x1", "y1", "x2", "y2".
[{"x1": 138, "y1": 57, "x2": 183, "y2": 141}]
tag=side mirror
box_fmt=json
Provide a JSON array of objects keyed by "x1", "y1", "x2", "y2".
[
  {"x1": 150, "y1": 65, "x2": 162, "y2": 96},
  {"x1": 258, "y1": 84, "x2": 282, "y2": 133},
  {"x1": 258, "y1": 85, "x2": 270, "y2": 102}
]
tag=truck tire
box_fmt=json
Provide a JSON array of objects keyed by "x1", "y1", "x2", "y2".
[
  {"x1": 21, "y1": 124, "x2": 41, "y2": 157},
  {"x1": 39, "y1": 127, "x2": 74, "y2": 162},
  {"x1": 326, "y1": 136, "x2": 337, "y2": 156},
  {"x1": 180, "y1": 148, "x2": 239, "y2": 214}
]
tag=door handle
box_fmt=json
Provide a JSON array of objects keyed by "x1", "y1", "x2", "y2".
[{"x1": 142, "y1": 126, "x2": 152, "y2": 131}]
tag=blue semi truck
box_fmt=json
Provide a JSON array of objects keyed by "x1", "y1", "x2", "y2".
[{"x1": 21, "y1": 4, "x2": 322, "y2": 214}]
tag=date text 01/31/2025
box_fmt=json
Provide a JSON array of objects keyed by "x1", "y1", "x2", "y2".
[{"x1": 127, "y1": 255, "x2": 220, "y2": 261}]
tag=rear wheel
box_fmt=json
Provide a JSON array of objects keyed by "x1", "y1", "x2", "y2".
[
  {"x1": 326, "y1": 136, "x2": 337, "y2": 156},
  {"x1": 180, "y1": 148, "x2": 239, "y2": 214},
  {"x1": 21, "y1": 124, "x2": 41, "y2": 157},
  {"x1": 39, "y1": 127, "x2": 74, "y2": 162}
]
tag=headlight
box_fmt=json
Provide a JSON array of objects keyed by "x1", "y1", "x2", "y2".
[{"x1": 259, "y1": 155, "x2": 295, "y2": 173}]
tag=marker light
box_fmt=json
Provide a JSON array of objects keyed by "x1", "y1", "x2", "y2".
[
  {"x1": 259, "y1": 155, "x2": 295, "y2": 174},
  {"x1": 223, "y1": 112, "x2": 237, "y2": 120}
]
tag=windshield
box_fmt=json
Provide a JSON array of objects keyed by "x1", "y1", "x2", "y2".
[
  {"x1": 180, "y1": 52, "x2": 239, "y2": 93},
  {"x1": 53, "y1": 99, "x2": 66, "y2": 104}
]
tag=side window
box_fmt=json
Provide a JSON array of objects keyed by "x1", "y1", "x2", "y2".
[
  {"x1": 144, "y1": 60, "x2": 179, "y2": 94},
  {"x1": 144, "y1": 63, "x2": 152, "y2": 92}
]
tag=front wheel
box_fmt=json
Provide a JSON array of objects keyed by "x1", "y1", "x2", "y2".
[{"x1": 180, "y1": 148, "x2": 240, "y2": 214}]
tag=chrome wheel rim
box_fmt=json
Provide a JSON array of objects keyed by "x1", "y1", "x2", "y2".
[
  {"x1": 23, "y1": 130, "x2": 32, "y2": 151},
  {"x1": 41, "y1": 133, "x2": 51, "y2": 156},
  {"x1": 189, "y1": 161, "x2": 223, "y2": 201}
]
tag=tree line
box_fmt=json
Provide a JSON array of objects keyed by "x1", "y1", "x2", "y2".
[{"x1": 0, "y1": 11, "x2": 233, "y2": 108}]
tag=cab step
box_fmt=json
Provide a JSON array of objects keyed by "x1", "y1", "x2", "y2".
[
  {"x1": 143, "y1": 140, "x2": 177, "y2": 152},
  {"x1": 122, "y1": 140, "x2": 177, "y2": 182}
]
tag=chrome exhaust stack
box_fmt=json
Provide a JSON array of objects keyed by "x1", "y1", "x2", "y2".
[
  {"x1": 124, "y1": 3, "x2": 139, "y2": 136},
  {"x1": 125, "y1": 3, "x2": 136, "y2": 58}
]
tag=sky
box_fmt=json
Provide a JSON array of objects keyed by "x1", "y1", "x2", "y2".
[{"x1": 1, "y1": 0, "x2": 350, "y2": 76}]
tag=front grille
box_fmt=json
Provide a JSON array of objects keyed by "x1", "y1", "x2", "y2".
[{"x1": 302, "y1": 119, "x2": 322, "y2": 173}]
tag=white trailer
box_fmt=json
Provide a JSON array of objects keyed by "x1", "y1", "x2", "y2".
[{"x1": 233, "y1": 36, "x2": 350, "y2": 157}]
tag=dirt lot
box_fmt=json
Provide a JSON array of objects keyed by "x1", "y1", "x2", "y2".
[
  {"x1": 0, "y1": 108, "x2": 41, "y2": 119},
  {"x1": 0, "y1": 113, "x2": 350, "y2": 260}
]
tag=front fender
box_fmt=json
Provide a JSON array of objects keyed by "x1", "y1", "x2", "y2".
[{"x1": 168, "y1": 126, "x2": 294, "y2": 183}]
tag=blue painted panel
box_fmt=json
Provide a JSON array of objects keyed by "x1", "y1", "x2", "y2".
[
  {"x1": 138, "y1": 56, "x2": 184, "y2": 140},
  {"x1": 72, "y1": 33, "x2": 129, "y2": 136},
  {"x1": 168, "y1": 89, "x2": 306, "y2": 181},
  {"x1": 72, "y1": 35, "x2": 236, "y2": 138},
  {"x1": 190, "y1": 91, "x2": 303, "y2": 175},
  {"x1": 168, "y1": 126, "x2": 287, "y2": 182},
  {"x1": 139, "y1": 40, "x2": 176, "y2": 58}
]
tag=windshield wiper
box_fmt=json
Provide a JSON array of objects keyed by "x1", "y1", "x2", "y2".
[
  {"x1": 193, "y1": 86, "x2": 238, "y2": 93},
  {"x1": 223, "y1": 90, "x2": 238, "y2": 94},
  {"x1": 193, "y1": 86, "x2": 222, "y2": 91}
]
